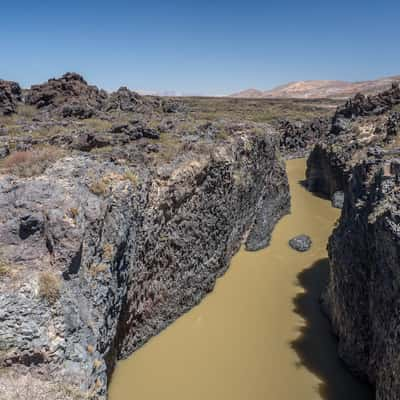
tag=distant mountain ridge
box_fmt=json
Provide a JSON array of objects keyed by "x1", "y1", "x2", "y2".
[{"x1": 230, "y1": 75, "x2": 400, "y2": 99}]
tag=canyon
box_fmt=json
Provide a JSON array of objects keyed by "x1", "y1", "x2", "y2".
[{"x1": 1, "y1": 73, "x2": 400, "y2": 399}]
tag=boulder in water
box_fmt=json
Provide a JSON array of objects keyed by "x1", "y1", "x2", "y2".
[
  {"x1": 332, "y1": 191, "x2": 344, "y2": 209},
  {"x1": 289, "y1": 234, "x2": 312, "y2": 252}
]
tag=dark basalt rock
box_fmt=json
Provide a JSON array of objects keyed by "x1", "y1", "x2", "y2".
[
  {"x1": 0, "y1": 79, "x2": 22, "y2": 116},
  {"x1": 110, "y1": 121, "x2": 160, "y2": 140},
  {"x1": 305, "y1": 86, "x2": 400, "y2": 399},
  {"x1": 104, "y1": 87, "x2": 156, "y2": 114},
  {"x1": 331, "y1": 191, "x2": 344, "y2": 209},
  {"x1": 61, "y1": 103, "x2": 95, "y2": 119},
  {"x1": 25, "y1": 72, "x2": 108, "y2": 117},
  {"x1": 162, "y1": 100, "x2": 187, "y2": 113},
  {"x1": 0, "y1": 144, "x2": 10, "y2": 159},
  {"x1": 19, "y1": 214, "x2": 44, "y2": 240},
  {"x1": 288, "y1": 234, "x2": 312, "y2": 252},
  {"x1": 332, "y1": 83, "x2": 400, "y2": 135},
  {"x1": 278, "y1": 117, "x2": 331, "y2": 158}
]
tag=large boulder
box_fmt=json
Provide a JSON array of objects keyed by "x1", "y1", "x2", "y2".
[{"x1": 289, "y1": 234, "x2": 312, "y2": 252}]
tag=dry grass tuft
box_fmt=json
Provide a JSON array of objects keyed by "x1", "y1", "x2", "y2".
[
  {"x1": 90, "y1": 263, "x2": 109, "y2": 276},
  {"x1": 0, "y1": 263, "x2": 11, "y2": 277},
  {"x1": 38, "y1": 271, "x2": 61, "y2": 304},
  {"x1": 123, "y1": 170, "x2": 138, "y2": 186},
  {"x1": 81, "y1": 118, "x2": 113, "y2": 131},
  {"x1": 89, "y1": 174, "x2": 114, "y2": 196},
  {"x1": 89, "y1": 179, "x2": 108, "y2": 195},
  {"x1": 1, "y1": 146, "x2": 64, "y2": 177},
  {"x1": 70, "y1": 207, "x2": 79, "y2": 219},
  {"x1": 102, "y1": 243, "x2": 113, "y2": 260}
]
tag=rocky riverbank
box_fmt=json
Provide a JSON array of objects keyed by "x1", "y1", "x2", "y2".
[
  {"x1": 306, "y1": 83, "x2": 400, "y2": 399},
  {"x1": 0, "y1": 74, "x2": 290, "y2": 399}
]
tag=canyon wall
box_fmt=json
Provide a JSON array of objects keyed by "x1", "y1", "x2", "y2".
[
  {"x1": 0, "y1": 124, "x2": 289, "y2": 399},
  {"x1": 306, "y1": 83, "x2": 400, "y2": 399}
]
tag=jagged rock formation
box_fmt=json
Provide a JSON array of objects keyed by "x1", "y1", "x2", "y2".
[
  {"x1": 0, "y1": 80, "x2": 22, "y2": 116},
  {"x1": 278, "y1": 117, "x2": 331, "y2": 157},
  {"x1": 0, "y1": 73, "x2": 290, "y2": 399},
  {"x1": 25, "y1": 73, "x2": 108, "y2": 118},
  {"x1": 306, "y1": 84, "x2": 400, "y2": 399}
]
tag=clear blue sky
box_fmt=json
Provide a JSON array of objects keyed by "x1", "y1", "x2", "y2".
[{"x1": 2, "y1": 0, "x2": 400, "y2": 95}]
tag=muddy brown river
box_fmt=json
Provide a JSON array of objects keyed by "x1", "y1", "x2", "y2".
[{"x1": 109, "y1": 158, "x2": 373, "y2": 400}]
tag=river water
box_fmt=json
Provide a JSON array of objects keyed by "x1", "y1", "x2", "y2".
[{"x1": 109, "y1": 158, "x2": 373, "y2": 400}]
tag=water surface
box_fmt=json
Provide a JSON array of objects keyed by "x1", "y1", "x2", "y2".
[{"x1": 109, "y1": 158, "x2": 373, "y2": 400}]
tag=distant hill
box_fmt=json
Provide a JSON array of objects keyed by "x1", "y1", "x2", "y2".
[{"x1": 230, "y1": 75, "x2": 400, "y2": 99}]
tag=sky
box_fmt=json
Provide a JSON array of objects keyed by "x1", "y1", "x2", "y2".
[{"x1": 2, "y1": 0, "x2": 400, "y2": 95}]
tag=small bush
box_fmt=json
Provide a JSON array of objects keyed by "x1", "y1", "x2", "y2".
[
  {"x1": 1, "y1": 146, "x2": 64, "y2": 177},
  {"x1": 102, "y1": 243, "x2": 113, "y2": 260},
  {"x1": 69, "y1": 207, "x2": 79, "y2": 219},
  {"x1": 89, "y1": 179, "x2": 108, "y2": 195},
  {"x1": 38, "y1": 271, "x2": 61, "y2": 304},
  {"x1": 90, "y1": 263, "x2": 109, "y2": 275},
  {"x1": 123, "y1": 170, "x2": 138, "y2": 186},
  {"x1": 0, "y1": 264, "x2": 11, "y2": 277}
]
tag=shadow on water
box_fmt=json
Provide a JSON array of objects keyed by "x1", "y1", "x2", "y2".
[
  {"x1": 291, "y1": 258, "x2": 374, "y2": 400},
  {"x1": 298, "y1": 179, "x2": 330, "y2": 200}
]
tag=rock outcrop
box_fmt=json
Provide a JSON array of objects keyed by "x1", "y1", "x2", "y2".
[
  {"x1": 0, "y1": 80, "x2": 22, "y2": 115},
  {"x1": 278, "y1": 117, "x2": 331, "y2": 158},
  {"x1": 306, "y1": 84, "x2": 400, "y2": 399},
  {"x1": 25, "y1": 73, "x2": 108, "y2": 118}
]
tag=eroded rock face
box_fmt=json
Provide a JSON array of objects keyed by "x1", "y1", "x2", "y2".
[
  {"x1": 326, "y1": 160, "x2": 400, "y2": 399},
  {"x1": 278, "y1": 117, "x2": 331, "y2": 158},
  {"x1": 0, "y1": 124, "x2": 289, "y2": 399},
  {"x1": 332, "y1": 83, "x2": 400, "y2": 135},
  {"x1": 306, "y1": 86, "x2": 400, "y2": 399}
]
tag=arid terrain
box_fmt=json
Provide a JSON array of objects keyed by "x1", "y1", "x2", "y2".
[{"x1": 1, "y1": 72, "x2": 400, "y2": 400}]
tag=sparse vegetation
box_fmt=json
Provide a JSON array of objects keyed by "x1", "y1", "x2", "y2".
[
  {"x1": 81, "y1": 118, "x2": 113, "y2": 131},
  {"x1": 102, "y1": 243, "x2": 113, "y2": 260},
  {"x1": 90, "y1": 263, "x2": 109, "y2": 275},
  {"x1": 0, "y1": 263, "x2": 11, "y2": 277},
  {"x1": 70, "y1": 207, "x2": 79, "y2": 218},
  {"x1": 1, "y1": 146, "x2": 64, "y2": 177},
  {"x1": 38, "y1": 271, "x2": 61, "y2": 303},
  {"x1": 177, "y1": 96, "x2": 341, "y2": 124},
  {"x1": 123, "y1": 170, "x2": 138, "y2": 186},
  {"x1": 393, "y1": 103, "x2": 400, "y2": 113},
  {"x1": 90, "y1": 145, "x2": 114, "y2": 154},
  {"x1": 89, "y1": 178, "x2": 109, "y2": 195},
  {"x1": 0, "y1": 370, "x2": 86, "y2": 400}
]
